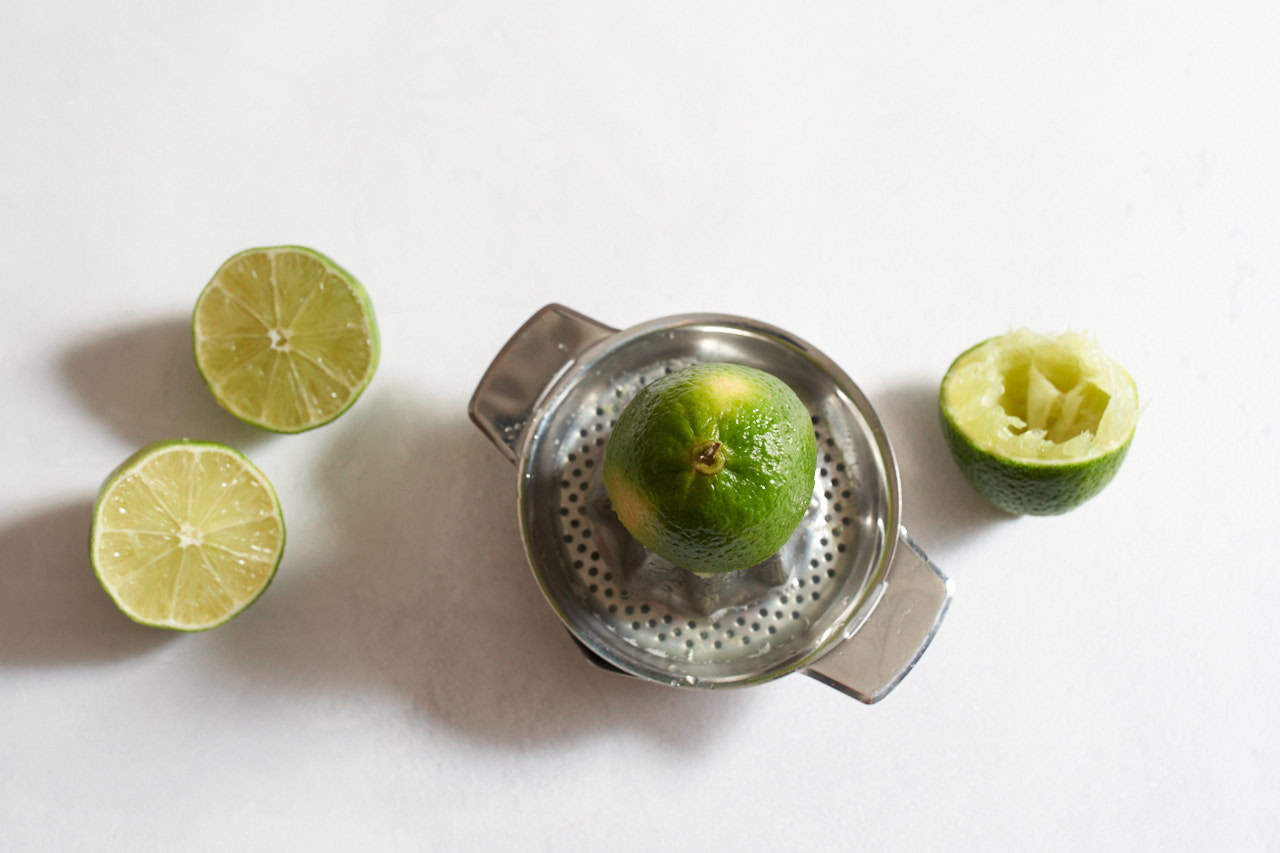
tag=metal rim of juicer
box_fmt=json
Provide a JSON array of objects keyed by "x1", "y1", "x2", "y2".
[{"x1": 470, "y1": 304, "x2": 952, "y2": 703}]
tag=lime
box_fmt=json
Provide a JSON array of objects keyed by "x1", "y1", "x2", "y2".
[
  {"x1": 939, "y1": 329, "x2": 1138, "y2": 516},
  {"x1": 90, "y1": 440, "x2": 285, "y2": 630},
  {"x1": 603, "y1": 363, "x2": 817, "y2": 575},
  {"x1": 192, "y1": 246, "x2": 378, "y2": 433}
]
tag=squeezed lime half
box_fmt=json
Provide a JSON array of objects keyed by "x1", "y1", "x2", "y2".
[{"x1": 940, "y1": 329, "x2": 1138, "y2": 516}]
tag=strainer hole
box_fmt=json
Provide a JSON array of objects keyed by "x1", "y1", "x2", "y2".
[
  {"x1": 823, "y1": 454, "x2": 832, "y2": 462},
  {"x1": 726, "y1": 629, "x2": 735, "y2": 638},
  {"x1": 579, "y1": 429, "x2": 588, "y2": 438},
  {"x1": 820, "y1": 468, "x2": 828, "y2": 477},
  {"x1": 735, "y1": 617, "x2": 745, "y2": 626},
  {"x1": 812, "y1": 592, "x2": 821, "y2": 601},
  {"x1": 809, "y1": 559, "x2": 819, "y2": 568},
  {"x1": 713, "y1": 641, "x2": 722, "y2": 649},
  {"x1": 604, "y1": 589, "x2": 614, "y2": 598},
  {"x1": 833, "y1": 501, "x2": 842, "y2": 511},
  {"x1": 837, "y1": 545, "x2": 846, "y2": 554},
  {"x1": 811, "y1": 575, "x2": 820, "y2": 584},
  {"x1": 658, "y1": 633, "x2": 666, "y2": 641},
  {"x1": 663, "y1": 614, "x2": 672, "y2": 623},
  {"x1": 562, "y1": 534, "x2": 572, "y2": 543},
  {"x1": 820, "y1": 537, "x2": 828, "y2": 546},
  {"x1": 608, "y1": 604, "x2": 617, "y2": 613},
  {"x1": 558, "y1": 507, "x2": 568, "y2": 516},
  {"x1": 836, "y1": 462, "x2": 846, "y2": 472},
  {"x1": 758, "y1": 608, "x2": 768, "y2": 617},
  {"x1": 743, "y1": 637, "x2": 750, "y2": 645},
  {"x1": 687, "y1": 621, "x2": 697, "y2": 629},
  {"x1": 842, "y1": 517, "x2": 852, "y2": 525},
  {"x1": 712, "y1": 621, "x2": 721, "y2": 630},
  {"x1": 775, "y1": 610, "x2": 784, "y2": 619},
  {"x1": 588, "y1": 584, "x2": 598, "y2": 593},
  {"x1": 648, "y1": 619, "x2": 657, "y2": 628},
  {"x1": 632, "y1": 622, "x2": 641, "y2": 630},
  {"x1": 568, "y1": 494, "x2": 578, "y2": 504},
  {"x1": 584, "y1": 459, "x2": 594, "y2": 468},
  {"x1": 568, "y1": 453, "x2": 577, "y2": 462},
  {"x1": 825, "y1": 553, "x2": 833, "y2": 561},
  {"x1": 576, "y1": 544, "x2": 586, "y2": 554},
  {"x1": 685, "y1": 640, "x2": 694, "y2": 648},
  {"x1": 810, "y1": 414, "x2": 819, "y2": 425},
  {"x1": 779, "y1": 595, "x2": 789, "y2": 604},
  {"x1": 604, "y1": 572, "x2": 613, "y2": 581},
  {"x1": 590, "y1": 551, "x2": 599, "y2": 560},
  {"x1": 792, "y1": 611, "x2": 801, "y2": 620},
  {"x1": 588, "y1": 567, "x2": 598, "y2": 577},
  {"x1": 673, "y1": 627, "x2": 682, "y2": 636},
  {"x1": 595, "y1": 407, "x2": 604, "y2": 416},
  {"x1": 625, "y1": 605, "x2": 634, "y2": 615},
  {"x1": 570, "y1": 519, "x2": 580, "y2": 529},
  {"x1": 842, "y1": 490, "x2": 851, "y2": 498},
  {"x1": 751, "y1": 622, "x2": 760, "y2": 631},
  {"x1": 827, "y1": 569, "x2": 837, "y2": 578},
  {"x1": 700, "y1": 631, "x2": 709, "y2": 639},
  {"x1": 572, "y1": 560, "x2": 583, "y2": 569},
  {"x1": 768, "y1": 626, "x2": 777, "y2": 634},
  {"x1": 582, "y1": 529, "x2": 591, "y2": 539},
  {"x1": 640, "y1": 604, "x2": 650, "y2": 614}
]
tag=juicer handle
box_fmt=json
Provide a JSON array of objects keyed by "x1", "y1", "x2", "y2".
[
  {"x1": 469, "y1": 304, "x2": 617, "y2": 463},
  {"x1": 804, "y1": 529, "x2": 952, "y2": 704}
]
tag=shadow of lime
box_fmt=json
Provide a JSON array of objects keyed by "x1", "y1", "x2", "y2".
[
  {"x1": 0, "y1": 500, "x2": 175, "y2": 665},
  {"x1": 212, "y1": 388, "x2": 757, "y2": 749},
  {"x1": 59, "y1": 317, "x2": 268, "y2": 449},
  {"x1": 870, "y1": 379, "x2": 1013, "y2": 552}
]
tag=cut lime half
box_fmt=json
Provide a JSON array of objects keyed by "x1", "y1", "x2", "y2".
[
  {"x1": 90, "y1": 440, "x2": 285, "y2": 630},
  {"x1": 940, "y1": 329, "x2": 1138, "y2": 516},
  {"x1": 193, "y1": 246, "x2": 378, "y2": 433}
]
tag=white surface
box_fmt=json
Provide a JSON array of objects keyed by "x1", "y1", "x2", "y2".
[{"x1": 2, "y1": 2, "x2": 1278, "y2": 850}]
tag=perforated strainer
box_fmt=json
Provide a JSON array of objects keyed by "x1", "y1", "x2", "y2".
[{"x1": 470, "y1": 305, "x2": 952, "y2": 703}]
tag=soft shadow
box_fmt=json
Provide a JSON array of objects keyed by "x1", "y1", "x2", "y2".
[
  {"x1": 872, "y1": 380, "x2": 1013, "y2": 552},
  {"x1": 215, "y1": 388, "x2": 752, "y2": 749},
  {"x1": 60, "y1": 317, "x2": 266, "y2": 448},
  {"x1": 0, "y1": 500, "x2": 175, "y2": 665}
]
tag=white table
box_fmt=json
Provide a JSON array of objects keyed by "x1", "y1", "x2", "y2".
[{"x1": 3, "y1": 3, "x2": 1277, "y2": 849}]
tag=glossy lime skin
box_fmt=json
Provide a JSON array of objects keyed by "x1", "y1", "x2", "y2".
[{"x1": 603, "y1": 363, "x2": 817, "y2": 574}]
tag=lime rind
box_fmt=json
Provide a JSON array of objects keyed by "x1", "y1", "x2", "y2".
[
  {"x1": 90, "y1": 439, "x2": 286, "y2": 631},
  {"x1": 939, "y1": 330, "x2": 1138, "y2": 516},
  {"x1": 191, "y1": 245, "x2": 379, "y2": 434}
]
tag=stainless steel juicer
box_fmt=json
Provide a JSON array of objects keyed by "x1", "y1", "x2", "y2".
[{"x1": 470, "y1": 305, "x2": 951, "y2": 703}]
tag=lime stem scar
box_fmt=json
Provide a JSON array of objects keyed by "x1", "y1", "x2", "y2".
[{"x1": 692, "y1": 440, "x2": 726, "y2": 475}]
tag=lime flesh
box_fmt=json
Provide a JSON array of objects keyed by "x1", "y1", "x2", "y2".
[
  {"x1": 603, "y1": 363, "x2": 817, "y2": 575},
  {"x1": 90, "y1": 440, "x2": 285, "y2": 630},
  {"x1": 192, "y1": 246, "x2": 378, "y2": 433},
  {"x1": 940, "y1": 329, "x2": 1138, "y2": 515}
]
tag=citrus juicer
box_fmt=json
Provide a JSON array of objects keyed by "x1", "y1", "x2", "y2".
[{"x1": 469, "y1": 305, "x2": 952, "y2": 703}]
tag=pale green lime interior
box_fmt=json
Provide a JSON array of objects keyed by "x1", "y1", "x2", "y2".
[
  {"x1": 193, "y1": 247, "x2": 376, "y2": 432},
  {"x1": 943, "y1": 329, "x2": 1138, "y2": 462},
  {"x1": 93, "y1": 444, "x2": 284, "y2": 629}
]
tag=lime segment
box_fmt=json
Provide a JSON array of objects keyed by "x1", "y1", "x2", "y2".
[
  {"x1": 192, "y1": 246, "x2": 378, "y2": 433},
  {"x1": 91, "y1": 440, "x2": 285, "y2": 630},
  {"x1": 940, "y1": 329, "x2": 1138, "y2": 515}
]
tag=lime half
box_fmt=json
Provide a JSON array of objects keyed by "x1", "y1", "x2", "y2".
[
  {"x1": 603, "y1": 362, "x2": 817, "y2": 575},
  {"x1": 940, "y1": 329, "x2": 1138, "y2": 516},
  {"x1": 90, "y1": 440, "x2": 285, "y2": 630},
  {"x1": 193, "y1": 246, "x2": 378, "y2": 433}
]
